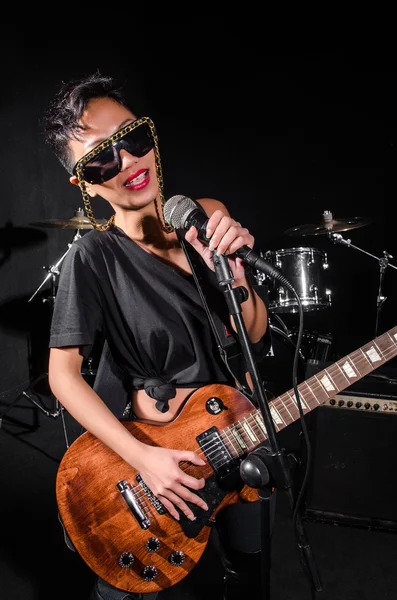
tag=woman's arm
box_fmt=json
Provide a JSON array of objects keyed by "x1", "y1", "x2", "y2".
[
  {"x1": 185, "y1": 197, "x2": 268, "y2": 343},
  {"x1": 49, "y1": 347, "x2": 208, "y2": 521}
]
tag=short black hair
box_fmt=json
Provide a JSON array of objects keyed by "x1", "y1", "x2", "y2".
[{"x1": 42, "y1": 71, "x2": 131, "y2": 174}]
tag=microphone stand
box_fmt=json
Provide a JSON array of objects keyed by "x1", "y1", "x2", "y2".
[
  {"x1": 211, "y1": 251, "x2": 322, "y2": 599},
  {"x1": 328, "y1": 232, "x2": 397, "y2": 338}
]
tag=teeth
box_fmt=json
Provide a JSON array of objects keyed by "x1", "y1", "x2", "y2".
[{"x1": 126, "y1": 171, "x2": 147, "y2": 186}]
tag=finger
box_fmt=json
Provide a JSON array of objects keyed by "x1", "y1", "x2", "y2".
[
  {"x1": 226, "y1": 231, "x2": 253, "y2": 256},
  {"x1": 178, "y1": 450, "x2": 207, "y2": 466},
  {"x1": 215, "y1": 226, "x2": 246, "y2": 255},
  {"x1": 173, "y1": 483, "x2": 209, "y2": 513},
  {"x1": 161, "y1": 489, "x2": 200, "y2": 521},
  {"x1": 184, "y1": 225, "x2": 198, "y2": 243},
  {"x1": 159, "y1": 496, "x2": 180, "y2": 521},
  {"x1": 179, "y1": 473, "x2": 206, "y2": 490},
  {"x1": 208, "y1": 217, "x2": 235, "y2": 251},
  {"x1": 206, "y1": 210, "x2": 228, "y2": 239}
]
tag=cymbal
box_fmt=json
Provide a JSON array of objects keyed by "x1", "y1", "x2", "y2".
[
  {"x1": 29, "y1": 215, "x2": 106, "y2": 229},
  {"x1": 284, "y1": 214, "x2": 372, "y2": 236}
]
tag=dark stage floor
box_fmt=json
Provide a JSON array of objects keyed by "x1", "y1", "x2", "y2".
[{"x1": 1, "y1": 394, "x2": 397, "y2": 600}]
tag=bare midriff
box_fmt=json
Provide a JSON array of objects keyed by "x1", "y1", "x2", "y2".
[{"x1": 131, "y1": 387, "x2": 197, "y2": 423}]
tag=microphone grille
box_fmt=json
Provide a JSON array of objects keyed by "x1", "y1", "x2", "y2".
[{"x1": 163, "y1": 195, "x2": 196, "y2": 229}]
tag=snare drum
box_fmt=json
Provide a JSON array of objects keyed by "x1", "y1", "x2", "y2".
[{"x1": 260, "y1": 247, "x2": 332, "y2": 313}]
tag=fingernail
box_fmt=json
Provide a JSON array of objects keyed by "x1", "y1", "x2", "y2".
[
  {"x1": 203, "y1": 504, "x2": 209, "y2": 511},
  {"x1": 189, "y1": 514, "x2": 196, "y2": 521},
  {"x1": 174, "y1": 513, "x2": 180, "y2": 521}
]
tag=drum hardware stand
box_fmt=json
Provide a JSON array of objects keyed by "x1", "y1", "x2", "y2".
[
  {"x1": 328, "y1": 232, "x2": 397, "y2": 337},
  {"x1": 0, "y1": 229, "x2": 83, "y2": 448},
  {"x1": 212, "y1": 251, "x2": 322, "y2": 599}
]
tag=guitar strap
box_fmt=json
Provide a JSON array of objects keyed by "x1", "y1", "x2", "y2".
[{"x1": 177, "y1": 229, "x2": 253, "y2": 399}]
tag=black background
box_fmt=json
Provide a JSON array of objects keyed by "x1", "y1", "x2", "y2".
[
  {"x1": 1, "y1": 26, "x2": 397, "y2": 600},
  {"x1": 0, "y1": 30, "x2": 396, "y2": 404}
]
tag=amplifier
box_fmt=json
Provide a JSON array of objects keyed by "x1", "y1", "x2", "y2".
[
  {"x1": 325, "y1": 392, "x2": 397, "y2": 413},
  {"x1": 303, "y1": 402, "x2": 397, "y2": 531}
]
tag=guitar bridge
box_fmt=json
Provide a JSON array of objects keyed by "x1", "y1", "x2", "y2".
[{"x1": 117, "y1": 480, "x2": 151, "y2": 529}]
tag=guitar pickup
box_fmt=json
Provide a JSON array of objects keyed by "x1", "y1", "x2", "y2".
[
  {"x1": 197, "y1": 426, "x2": 239, "y2": 481},
  {"x1": 117, "y1": 480, "x2": 151, "y2": 530}
]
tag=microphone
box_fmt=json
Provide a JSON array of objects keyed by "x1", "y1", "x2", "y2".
[{"x1": 163, "y1": 195, "x2": 291, "y2": 284}]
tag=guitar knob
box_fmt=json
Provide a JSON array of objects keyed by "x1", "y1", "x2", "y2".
[
  {"x1": 119, "y1": 552, "x2": 134, "y2": 568},
  {"x1": 141, "y1": 565, "x2": 158, "y2": 581},
  {"x1": 169, "y1": 550, "x2": 185, "y2": 566},
  {"x1": 145, "y1": 537, "x2": 161, "y2": 552}
]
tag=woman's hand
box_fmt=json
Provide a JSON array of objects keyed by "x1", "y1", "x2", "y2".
[
  {"x1": 184, "y1": 209, "x2": 254, "y2": 281},
  {"x1": 133, "y1": 445, "x2": 209, "y2": 521}
]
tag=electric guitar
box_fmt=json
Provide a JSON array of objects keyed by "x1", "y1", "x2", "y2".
[{"x1": 56, "y1": 326, "x2": 397, "y2": 594}]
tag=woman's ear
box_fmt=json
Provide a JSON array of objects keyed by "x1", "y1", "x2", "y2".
[{"x1": 69, "y1": 176, "x2": 98, "y2": 197}]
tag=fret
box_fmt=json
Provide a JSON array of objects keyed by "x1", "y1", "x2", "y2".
[
  {"x1": 365, "y1": 345, "x2": 383, "y2": 364},
  {"x1": 235, "y1": 418, "x2": 256, "y2": 447},
  {"x1": 297, "y1": 388, "x2": 311, "y2": 409},
  {"x1": 274, "y1": 398, "x2": 293, "y2": 425},
  {"x1": 278, "y1": 395, "x2": 294, "y2": 422},
  {"x1": 377, "y1": 333, "x2": 397, "y2": 359},
  {"x1": 309, "y1": 374, "x2": 332, "y2": 402},
  {"x1": 247, "y1": 413, "x2": 265, "y2": 441},
  {"x1": 323, "y1": 369, "x2": 339, "y2": 392},
  {"x1": 325, "y1": 364, "x2": 345, "y2": 390},
  {"x1": 346, "y1": 351, "x2": 367, "y2": 377},
  {"x1": 223, "y1": 326, "x2": 397, "y2": 450},
  {"x1": 387, "y1": 331, "x2": 397, "y2": 350},
  {"x1": 269, "y1": 402, "x2": 285, "y2": 428},
  {"x1": 359, "y1": 347, "x2": 376, "y2": 371},
  {"x1": 227, "y1": 425, "x2": 246, "y2": 457},
  {"x1": 254, "y1": 412, "x2": 268, "y2": 438},
  {"x1": 229, "y1": 425, "x2": 248, "y2": 453},
  {"x1": 301, "y1": 380, "x2": 321, "y2": 407},
  {"x1": 287, "y1": 390, "x2": 309, "y2": 411},
  {"x1": 336, "y1": 359, "x2": 355, "y2": 384},
  {"x1": 372, "y1": 340, "x2": 385, "y2": 360},
  {"x1": 283, "y1": 392, "x2": 301, "y2": 418}
]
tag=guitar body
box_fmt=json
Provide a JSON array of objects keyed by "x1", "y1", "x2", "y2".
[
  {"x1": 57, "y1": 324, "x2": 397, "y2": 594},
  {"x1": 56, "y1": 384, "x2": 258, "y2": 594}
]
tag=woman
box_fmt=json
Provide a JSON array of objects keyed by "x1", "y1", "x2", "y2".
[{"x1": 43, "y1": 72, "x2": 270, "y2": 600}]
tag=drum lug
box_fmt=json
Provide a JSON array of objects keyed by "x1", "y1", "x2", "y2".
[{"x1": 310, "y1": 285, "x2": 319, "y2": 302}]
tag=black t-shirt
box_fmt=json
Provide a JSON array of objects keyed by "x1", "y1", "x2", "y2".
[{"x1": 49, "y1": 225, "x2": 270, "y2": 416}]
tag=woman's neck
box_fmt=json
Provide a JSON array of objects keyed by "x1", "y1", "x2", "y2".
[{"x1": 115, "y1": 211, "x2": 177, "y2": 250}]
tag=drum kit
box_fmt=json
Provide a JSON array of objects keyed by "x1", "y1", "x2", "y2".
[{"x1": 255, "y1": 210, "x2": 397, "y2": 393}]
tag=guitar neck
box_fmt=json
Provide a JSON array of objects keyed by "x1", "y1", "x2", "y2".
[{"x1": 222, "y1": 326, "x2": 397, "y2": 457}]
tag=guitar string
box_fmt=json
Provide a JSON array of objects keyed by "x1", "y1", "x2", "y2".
[
  {"x1": 131, "y1": 418, "x2": 261, "y2": 504},
  {"x1": 131, "y1": 341, "x2": 397, "y2": 504},
  {"x1": 129, "y1": 339, "x2": 397, "y2": 506}
]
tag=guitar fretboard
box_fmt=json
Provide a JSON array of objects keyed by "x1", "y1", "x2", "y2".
[{"x1": 221, "y1": 326, "x2": 397, "y2": 458}]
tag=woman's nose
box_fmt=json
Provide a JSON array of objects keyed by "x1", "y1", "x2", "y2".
[{"x1": 120, "y1": 148, "x2": 140, "y2": 167}]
